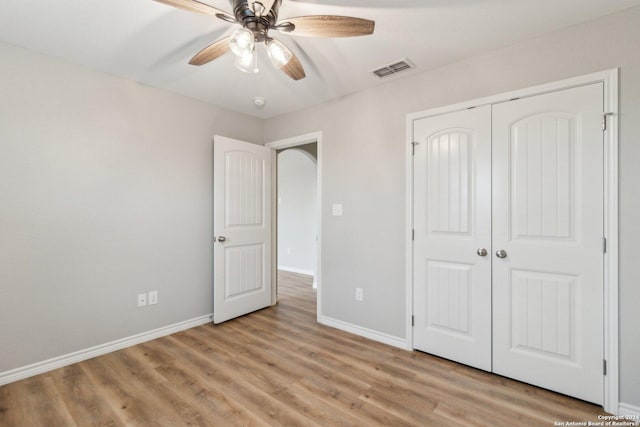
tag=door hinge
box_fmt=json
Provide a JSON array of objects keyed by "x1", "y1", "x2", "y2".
[
  {"x1": 412, "y1": 229, "x2": 415, "y2": 241},
  {"x1": 411, "y1": 315, "x2": 414, "y2": 327},
  {"x1": 603, "y1": 112, "x2": 614, "y2": 131},
  {"x1": 603, "y1": 359, "x2": 607, "y2": 375},
  {"x1": 603, "y1": 237, "x2": 607, "y2": 253},
  {"x1": 411, "y1": 141, "x2": 419, "y2": 155}
]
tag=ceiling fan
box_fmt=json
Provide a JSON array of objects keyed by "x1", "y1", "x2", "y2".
[{"x1": 154, "y1": 0, "x2": 375, "y2": 80}]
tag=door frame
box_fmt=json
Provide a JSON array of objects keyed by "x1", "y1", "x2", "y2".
[
  {"x1": 405, "y1": 69, "x2": 619, "y2": 413},
  {"x1": 266, "y1": 131, "x2": 323, "y2": 321}
]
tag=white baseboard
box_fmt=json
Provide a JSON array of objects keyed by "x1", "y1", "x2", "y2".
[
  {"x1": 0, "y1": 314, "x2": 213, "y2": 386},
  {"x1": 277, "y1": 266, "x2": 315, "y2": 276},
  {"x1": 619, "y1": 403, "x2": 640, "y2": 425},
  {"x1": 318, "y1": 315, "x2": 407, "y2": 350}
]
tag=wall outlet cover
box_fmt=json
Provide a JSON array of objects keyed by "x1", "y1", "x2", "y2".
[
  {"x1": 137, "y1": 293, "x2": 147, "y2": 307},
  {"x1": 332, "y1": 204, "x2": 343, "y2": 216}
]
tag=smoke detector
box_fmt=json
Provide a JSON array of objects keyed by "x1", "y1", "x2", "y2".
[{"x1": 253, "y1": 97, "x2": 266, "y2": 109}]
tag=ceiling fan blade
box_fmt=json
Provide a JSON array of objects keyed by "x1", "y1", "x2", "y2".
[
  {"x1": 280, "y1": 53, "x2": 306, "y2": 80},
  {"x1": 279, "y1": 15, "x2": 374, "y2": 37},
  {"x1": 153, "y1": 0, "x2": 235, "y2": 21},
  {"x1": 189, "y1": 36, "x2": 230, "y2": 66}
]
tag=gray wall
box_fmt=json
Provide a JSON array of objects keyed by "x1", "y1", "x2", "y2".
[
  {"x1": 1, "y1": 5, "x2": 638, "y2": 408},
  {"x1": 277, "y1": 148, "x2": 317, "y2": 275},
  {"x1": 0, "y1": 42, "x2": 262, "y2": 372},
  {"x1": 264, "y1": 7, "x2": 640, "y2": 406}
]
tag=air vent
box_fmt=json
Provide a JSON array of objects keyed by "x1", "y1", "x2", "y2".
[{"x1": 372, "y1": 59, "x2": 415, "y2": 78}]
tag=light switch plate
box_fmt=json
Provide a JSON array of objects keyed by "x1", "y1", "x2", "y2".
[{"x1": 332, "y1": 204, "x2": 343, "y2": 216}]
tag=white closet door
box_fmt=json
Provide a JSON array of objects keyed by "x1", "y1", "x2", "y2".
[
  {"x1": 413, "y1": 106, "x2": 492, "y2": 371},
  {"x1": 213, "y1": 136, "x2": 273, "y2": 324},
  {"x1": 492, "y1": 83, "x2": 604, "y2": 404}
]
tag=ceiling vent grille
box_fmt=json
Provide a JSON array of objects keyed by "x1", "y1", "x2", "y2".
[{"x1": 372, "y1": 59, "x2": 414, "y2": 78}]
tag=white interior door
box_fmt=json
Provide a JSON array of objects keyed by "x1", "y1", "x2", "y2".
[
  {"x1": 492, "y1": 83, "x2": 604, "y2": 404},
  {"x1": 413, "y1": 106, "x2": 492, "y2": 371},
  {"x1": 213, "y1": 135, "x2": 273, "y2": 324}
]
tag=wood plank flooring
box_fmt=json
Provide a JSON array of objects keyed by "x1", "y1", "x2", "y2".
[{"x1": 1, "y1": 270, "x2": 607, "y2": 426}]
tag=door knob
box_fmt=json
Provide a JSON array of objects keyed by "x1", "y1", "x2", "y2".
[
  {"x1": 496, "y1": 249, "x2": 507, "y2": 259},
  {"x1": 476, "y1": 248, "x2": 488, "y2": 257},
  {"x1": 217, "y1": 236, "x2": 227, "y2": 243}
]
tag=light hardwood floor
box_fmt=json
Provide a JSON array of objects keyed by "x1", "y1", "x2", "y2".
[{"x1": 1, "y1": 271, "x2": 606, "y2": 426}]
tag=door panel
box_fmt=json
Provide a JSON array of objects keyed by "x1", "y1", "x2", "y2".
[
  {"x1": 224, "y1": 151, "x2": 265, "y2": 227},
  {"x1": 511, "y1": 113, "x2": 575, "y2": 240},
  {"x1": 492, "y1": 83, "x2": 604, "y2": 404},
  {"x1": 224, "y1": 244, "x2": 264, "y2": 299},
  {"x1": 214, "y1": 136, "x2": 272, "y2": 324},
  {"x1": 510, "y1": 269, "x2": 576, "y2": 358},
  {"x1": 427, "y1": 261, "x2": 472, "y2": 335},
  {"x1": 413, "y1": 106, "x2": 492, "y2": 371},
  {"x1": 428, "y1": 129, "x2": 472, "y2": 234}
]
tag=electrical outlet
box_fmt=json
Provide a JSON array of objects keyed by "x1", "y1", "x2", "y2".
[
  {"x1": 355, "y1": 288, "x2": 363, "y2": 302},
  {"x1": 148, "y1": 291, "x2": 158, "y2": 305},
  {"x1": 332, "y1": 203, "x2": 343, "y2": 216},
  {"x1": 137, "y1": 293, "x2": 147, "y2": 307}
]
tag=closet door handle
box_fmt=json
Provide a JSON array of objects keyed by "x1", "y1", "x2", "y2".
[
  {"x1": 496, "y1": 249, "x2": 507, "y2": 259},
  {"x1": 217, "y1": 236, "x2": 227, "y2": 243},
  {"x1": 476, "y1": 248, "x2": 488, "y2": 257}
]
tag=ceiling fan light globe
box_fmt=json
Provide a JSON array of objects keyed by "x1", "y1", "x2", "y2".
[
  {"x1": 266, "y1": 39, "x2": 293, "y2": 69},
  {"x1": 229, "y1": 28, "x2": 255, "y2": 58},
  {"x1": 234, "y1": 48, "x2": 259, "y2": 73}
]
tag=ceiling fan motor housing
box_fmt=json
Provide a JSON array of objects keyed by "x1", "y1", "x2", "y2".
[{"x1": 232, "y1": 0, "x2": 282, "y2": 41}]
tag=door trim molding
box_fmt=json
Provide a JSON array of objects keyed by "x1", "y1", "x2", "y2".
[
  {"x1": 266, "y1": 132, "x2": 323, "y2": 321},
  {"x1": 405, "y1": 69, "x2": 619, "y2": 413}
]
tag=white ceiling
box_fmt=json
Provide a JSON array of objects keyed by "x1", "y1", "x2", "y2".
[{"x1": 0, "y1": 0, "x2": 638, "y2": 118}]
